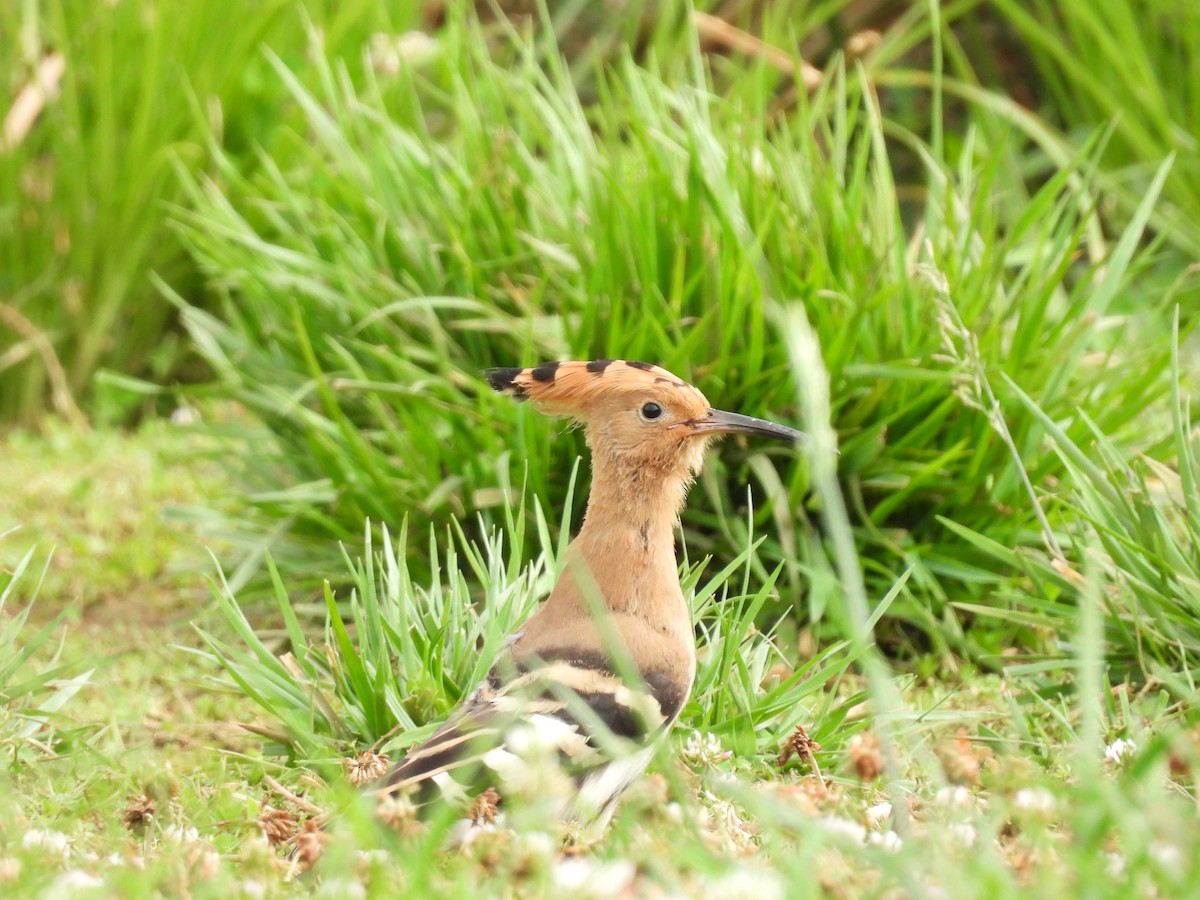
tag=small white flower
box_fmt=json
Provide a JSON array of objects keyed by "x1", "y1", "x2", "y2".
[
  {"x1": 869, "y1": 830, "x2": 903, "y2": 851},
  {"x1": 448, "y1": 813, "x2": 508, "y2": 849},
  {"x1": 704, "y1": 867, "x2": 786, "y2": 900},
  {"x1": 53, "y1": 870, "x2": 104, "y2": 891},
  {"x1": 237, "y1": 880, "x2": 266, "y2": 899},
  {"x1": 1105, "y1": 852, "x2": 1127, "y2": 877},
  {"x1": 368, "y1": 32, "x2": 438, "y2": 76},
  {"x1": 748, "y1": 147, "x2": 772, "y2": 180},
  {"x1": 0, "y1": 858, "x2": 20, "y2": 882},
  {"x1": 21, "y1": 829, "x2": 70, "y2": 858},
  {"x1": 316, "y1": 877, "x2": 367, "y2": 899},
  {"x1": 1150, "y1": 842, "x2": 1182, "y2": 870},
  {"x1": 817, "y1": 815, "x2": 867, "y2": 843},
  {"x1": 866, "y1": 801, "x2": 892, "y2": 826},
  {"x1": 948, "y1": 823, "x2": 977, "y2": 847},
  {"x1": 701, "y1": 794, "x2": 757, "y2": 851},
  {"x1": 514, "y1": 831, "x2": 557, "y2": 860},
  {"x1": 1013, "y1": 787, "x2": 1056, "y2": 813},
  {"x1": 1105, "y1": 738, "x2": 1137, "y2": 765},
  {"x1": 481, "y1": 746, "x2": 525, "y2": 777},
  {"x1": 551, "y1": 857, "x2": 635, "y2": 897},
  {"x1": 935, "y1": 785, "x2": 973, "y2": 809},
  {"x1": 161, "y1": 824, "x2": 200, "y2": 845},
  {"x1": 196, "y1": 849, "x2": 221, "y2": 880},
  {"x1": 506, "y1": 713, "x2": 576, "y2": 756},
  {"x1": 683, "y1": 731, "x2": 731, "y2": 767},
  {"x1": 396, "y1": 31, "x2": 437, "y2": 62}
]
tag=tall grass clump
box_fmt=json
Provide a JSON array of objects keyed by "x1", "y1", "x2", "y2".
[
  {"x1": 174, "y1": 14, "x2": 1190, "y2": 664},
  {"x1": 947, "y1": 315, "x2": 1200, "y2": 694},
  {"x1": 0, "y1": 534, "x2": 92, "y2": 761},
  {"x1": 0, "y1": 0, "x2": 408, "y2": 424},
  {"x1": 979, "y1": 0, "x2": 1200, "y2": 259}
]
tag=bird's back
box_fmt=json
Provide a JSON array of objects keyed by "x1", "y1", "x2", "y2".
[{"x1": 377, "y1": 637, "x2": 686, "y2": 824}]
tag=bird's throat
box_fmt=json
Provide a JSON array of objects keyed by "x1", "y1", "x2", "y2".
[
  {"x1": 509, "y1": 447, "x2": 699, "y2": 692},
  {"x1": 568, "y1": 450, "x2": 692, "y2": 617}
]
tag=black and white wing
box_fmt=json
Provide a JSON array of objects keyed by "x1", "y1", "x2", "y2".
[{"x1": 376, "y1": 649, "x2": 688, "y2": 823}]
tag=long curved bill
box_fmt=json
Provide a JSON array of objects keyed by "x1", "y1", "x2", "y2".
[{"x1": 686, "y1": 408, "x2": 807, "y2": 444}]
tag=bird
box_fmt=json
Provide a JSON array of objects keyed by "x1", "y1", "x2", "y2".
[{"x1": 375, "y1": 359, "x2": 804, "y2": 828}]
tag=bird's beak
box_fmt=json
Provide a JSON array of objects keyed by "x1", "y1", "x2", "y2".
[{"x1": 687, "y1": 408, "x2": 807, "y2": 444}]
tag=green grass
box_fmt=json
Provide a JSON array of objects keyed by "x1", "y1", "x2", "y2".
[
  {"x1": 3, "y1": 1, "x2": 1200, "y2": 896},
  {"x1": 941, "y1": 316, "x2": 1200, "y2": 693},
  {"x1": 981, "y1": 0, "x2": 1200, "y2": 259},
  {"x1": 6, "y1": 0, "x2": 1200, "y2": 426},
  {"x1": 0, "y1": 537, "x2": 91, "y2": 764},
  {"x1": 0, "y1": 0, "x2": 409, "y2": 425},
  {"x1": 174, "y1": 11, "x2": 1193, "y2": 670},
  {"x1": 2, "y1": 423, "x2": 1198, "y2": 897},
  {"x1": 0, "y1": 417, "x2": 229, "y2": 611}
]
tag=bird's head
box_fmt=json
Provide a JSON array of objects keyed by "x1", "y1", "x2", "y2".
[{"x1": 486, "y1": 359, "x2": 803, "y2": 479}]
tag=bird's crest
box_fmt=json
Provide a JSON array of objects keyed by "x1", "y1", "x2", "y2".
[{"x1": 485, "y1": 359, "x2": 708, "y2": 418}]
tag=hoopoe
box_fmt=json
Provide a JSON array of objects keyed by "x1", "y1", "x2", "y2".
[{"x1": 377, "y1": 359, "x2": 803, "y2": 827}]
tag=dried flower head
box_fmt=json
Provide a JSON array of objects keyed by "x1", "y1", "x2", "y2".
[
  {"x1": 375, "y1": 790, "x2": 423, "y2": 835},
  {"x1": 122, "y1": 794, "x2": 156, "y2": 831},
  {"x1": 342, "y1": 750, "x2": 390, "y2": 787},
  {"x1": 257, "y1": 805, "x2": 298, "y2": 847},
  {"x1": 469, "y1": 786, "x2": 502, "y2": 825},
  {"x1": 938, "y1": 734, "x2": 985, "y2": 786},
  {"x1": 846, "y1": 732, "x2": 884, "y2": 781},
  {"x1": 777, "y1": 725, "x2": 822, "y2": 779},
  {"x1": 293, "y1": 819, "x2": 329, "y2": 870},
  {"x1": 766, "y1": 774, "x2": 837, "y2": 816}
]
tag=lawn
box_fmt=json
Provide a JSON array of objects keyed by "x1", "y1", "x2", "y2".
[{"x1": 2, "y1": 2, "x2": 1199, "y2": 897}]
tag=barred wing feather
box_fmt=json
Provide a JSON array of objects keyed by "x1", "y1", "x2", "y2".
[{"x1": 377, "y1": 652, "x2": 682, "y2": 822}]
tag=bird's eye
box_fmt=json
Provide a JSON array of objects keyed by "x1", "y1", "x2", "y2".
[{"x1": 641, "y1": 402, "x2": 663, "y2": 420}]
